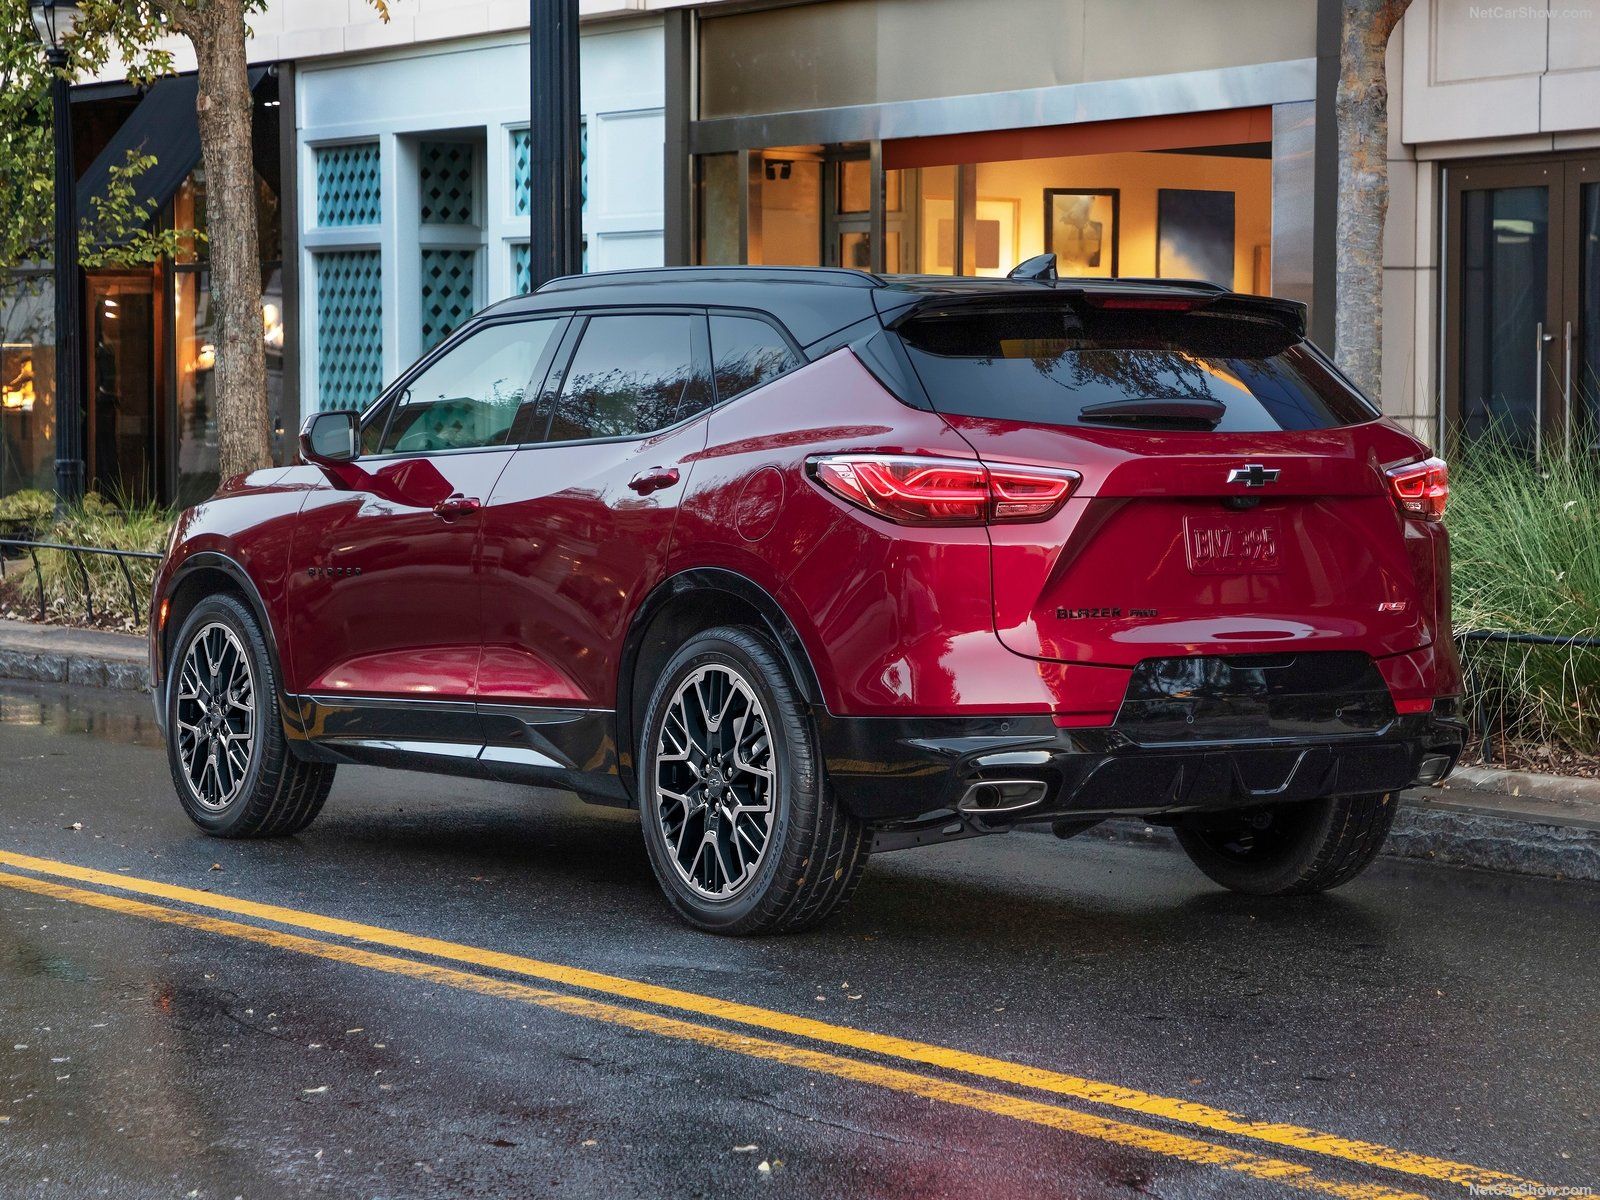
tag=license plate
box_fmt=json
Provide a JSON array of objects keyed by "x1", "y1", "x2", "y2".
[{"x1": 1184, "y1": 515, "x2": 1283, "y2": 575}]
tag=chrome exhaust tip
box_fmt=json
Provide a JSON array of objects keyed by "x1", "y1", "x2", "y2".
[{"x1": 956, "y1": 778, "x2": 1049, "y2": 816}]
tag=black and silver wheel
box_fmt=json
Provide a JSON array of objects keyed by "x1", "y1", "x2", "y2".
[
  {"x1": 165, "y1": 593, "x2": 334, "y2": 838},
  {"x1": 638, "y1": 626, "x2": 869, "y2": 935},
  {"x1": 1174, "y1": 792, "x2": 1398, "y2": 895}
]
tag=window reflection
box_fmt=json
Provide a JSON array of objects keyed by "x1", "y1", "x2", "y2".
[
  {"x1": 548, "y1": 315, "x2": 701, "y2": 441},
  {"x1": 0, "y1": 273, "x2": 56, "y2": 496}
]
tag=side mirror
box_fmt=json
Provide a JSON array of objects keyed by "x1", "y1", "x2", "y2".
[{"x1": 299, "y1": 410, "x2": 360, "y2": 466}]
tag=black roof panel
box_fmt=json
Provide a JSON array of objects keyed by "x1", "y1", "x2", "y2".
[{"x1": 479, "y1": 266, "x2": 1292, "y2": 351}]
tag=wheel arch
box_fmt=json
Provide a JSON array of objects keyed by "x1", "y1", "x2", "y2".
[
  {"x1": 160, "y1": 552, "x2": 290, "y2": 711},
  {"x1": 616, "y1": 568, "x2": 825, "y2": 801}
]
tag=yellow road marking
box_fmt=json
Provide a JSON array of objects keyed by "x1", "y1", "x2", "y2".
[
  {"x1": 0, "y1": 867, "x2": 1425, "y2": 1200},
  {"x1": 0, "y1": 849, "x2": 1537, "y2": 1193}
]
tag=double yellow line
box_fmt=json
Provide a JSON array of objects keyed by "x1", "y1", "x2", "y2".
[{"x1": 0, "y1": 849, "x2": 1542, "y2": 1198}]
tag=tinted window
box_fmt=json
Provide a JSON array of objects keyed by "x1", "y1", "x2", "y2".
[
  {"x1": 896, "y1": 306, "x2": 1376, "y2": 432},
  {"x1": 377, "y1": 320, "x2": 561, "y2": 454},
  {"x1": 710, "y1": 315, "x2": 800, "y2": 402},
  {"x1": 546, "y1": 315, "x2": 702, "y2": 441}
]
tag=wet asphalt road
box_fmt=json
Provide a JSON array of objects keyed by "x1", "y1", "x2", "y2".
[{"x1": 0, "y1": 681, "x2": 1597, "y2": 1200}]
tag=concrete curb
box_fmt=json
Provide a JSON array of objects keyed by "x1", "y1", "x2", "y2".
[
  {"x1": 0, "y1": 619, "x2": 149, "y2": 693},
  {"x1": 2, "y1": 618, "x2": 1596, "y2": 885}
]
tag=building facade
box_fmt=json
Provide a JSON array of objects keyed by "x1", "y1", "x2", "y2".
[
  {"x1": 4, "y1": 0, "x2": 1599, "y2": 508},
  {"x1": 0, "y1": 0, "x2": 666, "y2": 507}
]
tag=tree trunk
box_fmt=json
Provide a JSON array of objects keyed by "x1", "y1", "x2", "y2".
[
  {"x1": 184, "y1": 0, "x2": 271, "y2": 480},
  {"x1": 1334, "y1": 0, "x2": 1412, "y2": 402}
]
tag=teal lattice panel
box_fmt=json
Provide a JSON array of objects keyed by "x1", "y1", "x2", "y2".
[
  {"x1": 421, "y1": 142, "x2": 475, "y2": 226},
  {"x1": 511, "y1": 125, "x2": 586, "y2": 220},
  {"x1": 512, "y1": 242, "x2": 532, "y2": 295},
  {"x1": 316, "y1": 143, "x2": 381, "y2": 227},
  {"x1": 421, "y1": 248, "x2": 477, "y2": 350},
  {"x1": 511, "y1": 128, "x2": 531, "y2": 217},
  {"x1": 315, "y1": 251, "x2": 384, "y2": 411}
]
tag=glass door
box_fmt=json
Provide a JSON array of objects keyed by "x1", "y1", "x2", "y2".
[
  {"x1": 1446, "y1": 161, "x2": 1564, "y2": 456},
  {"x1": 85, "y1": 272, "x2": 161, "y2": 504},
  {"x1": 1563, "y1": 158, "x2": 1600, "y2": 453}
]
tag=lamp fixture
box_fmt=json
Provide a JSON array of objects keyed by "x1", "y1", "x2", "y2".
[{"x1": 29, "y1": 1, "x2": 84, "y2": 59}]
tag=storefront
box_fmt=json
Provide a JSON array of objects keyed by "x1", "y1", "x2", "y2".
[
  {"x1": 674, "y1": 0, "x2": 1323, "y2": 315},
  {"x1": 0, "y1": 69, "x2": 291, "y2": 508},
  {"x1": 295, "y1": 22, "x2": 666, "y2": 421}
]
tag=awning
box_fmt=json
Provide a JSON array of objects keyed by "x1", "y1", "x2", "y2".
[{"x1": 75, "y1": 68, "x2": 270, "y2": 231}]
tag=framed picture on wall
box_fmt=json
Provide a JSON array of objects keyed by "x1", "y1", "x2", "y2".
[
  {"x1": 1157, "y1": 189, "x2": 1236, "y2": 288},
  {"x1": 1044, "y1": 189, "x2": 1119, "y2": 278}
]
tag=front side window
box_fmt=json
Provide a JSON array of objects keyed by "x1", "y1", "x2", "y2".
[
  {"x1": 545, "y1": 314, "x2": 704, "y2": 442},
  {"x1": 375, "y1": 319, "x2": 561, "y2": 454},
  {"x1": 710, "y1": 314, "x2": 800, "y2": 402}
]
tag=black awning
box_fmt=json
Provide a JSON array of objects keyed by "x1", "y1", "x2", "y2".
[{"x1": 75, "y1": 68, "x2": 269, "y2": 232}]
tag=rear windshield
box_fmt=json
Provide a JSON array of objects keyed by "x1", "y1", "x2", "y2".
[{"x1": 894, "y1": 305, "x2": 1377, "y2": 432}]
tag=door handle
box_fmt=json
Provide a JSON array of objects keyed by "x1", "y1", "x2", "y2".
[
  {"x1": 1565, "y1": 320, "x2": 1574, "y2": 458},
  {"x1": 433, "y1": 493, "x2": 482, "y2": 518},
  {"x1": 628, "y1": 467, "x2": 680, "y2": 496},
  {"x1": 1535, "y1": 321, "x2": 1554, "y2": 463}
]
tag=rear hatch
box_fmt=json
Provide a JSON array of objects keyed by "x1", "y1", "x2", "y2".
[{"x1": 886, "y1": 290, "x2": 1440, "y2": 668}]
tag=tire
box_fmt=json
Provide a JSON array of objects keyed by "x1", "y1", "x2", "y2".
[
  {"x1": 1174, "y1": 792, "x2": 1398, "y2": 896},
  {"x1": 637, "y1": 625, "x2": 869, "y2": 935},
  {"x1": 165, "y1": 593, "x2": 334, "y2": 839}
]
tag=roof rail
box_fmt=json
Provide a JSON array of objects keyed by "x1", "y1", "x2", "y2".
[{"x1": 535, "y1": 265, "x2": 883, "y2": 293}]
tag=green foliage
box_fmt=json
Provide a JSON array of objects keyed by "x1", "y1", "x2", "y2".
[
  {"x1": 0, "y1": 493, "x2": 173, "y2": 628},
  {"x1": 1449, "y1": 441, "x2": 1600, "y2": 751},
  {"x1": 0, "y1": 487, "x2": 53, "y2": 531}
]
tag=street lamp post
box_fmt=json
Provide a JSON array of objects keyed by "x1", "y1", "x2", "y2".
[
  {"x1": 528, "y1": 0, "x2": 582, "y2": 290},
  {"x1": 30, "y1": 1, "x2": 86, "y2": 505}
]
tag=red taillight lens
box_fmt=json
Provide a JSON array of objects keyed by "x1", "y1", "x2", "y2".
[
  {"x1": 807, "y1": 455, "x2": 1080, "y2": 525},
  {"x1": 1387, "y1": 456, "x2": 1449, "y2": 521}
]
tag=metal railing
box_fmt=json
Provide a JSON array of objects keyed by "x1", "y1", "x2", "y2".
[{"x1": 0, "y1": 538, "x2": 162, "y2": 624}]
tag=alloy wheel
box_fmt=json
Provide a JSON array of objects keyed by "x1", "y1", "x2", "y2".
[
  {"x1": 174, "y1": 622, "x2": 257, "y2": 811},
  {"x1": 654, "y1": 663, "x2": 777, "y2": 900}
]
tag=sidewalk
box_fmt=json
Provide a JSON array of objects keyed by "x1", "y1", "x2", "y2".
[
  {"x1": 0, "y1": 618, "x2": 149, "y2": 692},
  {"x1": 2, "y1": 617, "x2": 1597, "y2": 884}
]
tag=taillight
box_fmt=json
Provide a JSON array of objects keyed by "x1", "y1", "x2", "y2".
[
  {"x1": 1387, "y1": 456, "x2": 1449, "y2": 521},
  {"x1": 807, "y1": 455, "x2": 1079, "y2": 525}
]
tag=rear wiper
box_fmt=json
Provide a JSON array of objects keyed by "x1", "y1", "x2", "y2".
[{"x1": 1079, "y1": 398, "x2": 1225, "y2": 431}]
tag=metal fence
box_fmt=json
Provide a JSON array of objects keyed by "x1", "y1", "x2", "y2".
[
  {"x1": 0, "y1": 538, "x2": 162, "y2": 624},
  {"x1": 3, "y1": 536, "x2": 1599, "y2": 759}
]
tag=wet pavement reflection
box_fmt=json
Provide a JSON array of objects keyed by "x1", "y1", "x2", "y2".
[{"x1": 1, "y1": 679, "x2": 1596, "y2": 1199}]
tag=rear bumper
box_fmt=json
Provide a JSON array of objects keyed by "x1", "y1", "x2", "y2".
[{"x1": 818, "y1": 706, "x2": 1466, "y2": 827}]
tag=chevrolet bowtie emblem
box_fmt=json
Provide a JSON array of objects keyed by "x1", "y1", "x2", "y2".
[{"x1": 1226, "y1": 463, "x2": 1280, "y2": 487}]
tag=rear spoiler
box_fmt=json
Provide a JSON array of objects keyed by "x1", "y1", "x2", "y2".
[{"x1": 875, "y1": 286, "x2": 1308, "y2": 341}]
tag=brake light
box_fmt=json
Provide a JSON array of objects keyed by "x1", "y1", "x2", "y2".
[
  {"x1": 1079, "y1": 291, "x2": 1213, "y2": 312},
  {"x1": 1387, "y1": 456, "x2": 1449, "y2": 521},
  {"x1": 807, "y1": 455, "x2": 1079, "y2": 525}
]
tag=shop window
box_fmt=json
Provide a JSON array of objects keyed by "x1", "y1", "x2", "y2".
[
  {"x1": 697, "y1": 153, "x2": 740, "y2": 266},
  {"x1": 315, "y1": 142, "x2": 382, "y2": 228},
  {"x1": 0, "y1": 273, "x2": 55, "y2": 497},
  {"x1": 315, "y1": 250, "x2": 384, "y2": 412},
  {"x1": 510, "y1": 124, "x2": 587, "y2": 265},
  {"x1": 420, "y1": 249, "x2": 478, "y2": 351},
  {"x1": 420, "y1": 141, "x2": 476, "y2": 226},
  {"x1": 751, "y1": 154, "x2": 822, "y2": 266},
  {"x1": 512, "y1": 242, "x2": 532, "y2": 295}
]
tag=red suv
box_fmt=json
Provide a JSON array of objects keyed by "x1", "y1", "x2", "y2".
[{"x1": 150, "y1": 262, "x2": 1463, "y2": 934}]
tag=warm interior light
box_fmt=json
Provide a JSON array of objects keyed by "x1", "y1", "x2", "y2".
[{"x1": 1, "y1": 347, "x2": 35, "y2": 413}]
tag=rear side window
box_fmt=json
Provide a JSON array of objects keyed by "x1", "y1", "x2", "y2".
[
  {"x1": 895, "y1": 305, "x2": 1376, "y2": 432},
  {"x1": 545, "y1": 314, "x2": 707, "y2": 442},
  {"x1": 710, "y1": 315, "x2": 800, "y2": 402}
]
